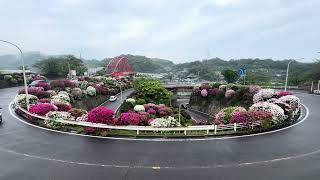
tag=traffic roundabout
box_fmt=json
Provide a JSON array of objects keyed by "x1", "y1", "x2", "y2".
[{"x1": 0, "y1": 86, "x2": 320, "y2": 179}]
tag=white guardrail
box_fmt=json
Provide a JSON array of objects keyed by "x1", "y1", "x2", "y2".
[{"x1": 15, "y1": 104, "x2": 262, "y2": 136}]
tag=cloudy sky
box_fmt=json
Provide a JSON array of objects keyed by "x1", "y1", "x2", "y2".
[{"x1": 0, "y1": 0, "x2": 319, "y2": 62}]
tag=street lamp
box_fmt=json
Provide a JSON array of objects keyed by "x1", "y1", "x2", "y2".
[
  {"x1": 284, "y1": 58, "x2": 304, "y2": 92},
  {"x1": 0, "y1": 40, "x2": 29, "y2": 110},
  {"x1": 178, "y1": 103, "x2": 183, "y2": 125}
]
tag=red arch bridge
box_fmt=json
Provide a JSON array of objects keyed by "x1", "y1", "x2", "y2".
[{"x1": 105, "y1": 56, "x2": 135, "y2": 77}]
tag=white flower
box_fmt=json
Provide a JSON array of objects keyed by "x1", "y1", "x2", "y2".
[
  {"x1": 253, "y1": 89, "x2": 276, "y2": 103},
  {"x1": 86, "y1": 86, "x2": 96, "y2": 96},
  {"x1": 150, "y1": 116, "x2": 180, "y2": 127},
  {"x1": 46, "y1": 111, "x2": 73, "y2": 121},
  {"x1": 51, "y1": 94, "x2": 70, "y2": 104},
  {"x1": 250, "y1": 102, "x2": 285, "y2": 123},
  {"x1": 278, "y1": 95, "x2": 300, "y2": 110},
  {"x1": 126, "y1": 98, "x2": 136, "y2": 104},
  {"x1": 15, "y1": 94, "x2": 38, "y2": 108},
  {"x1": 134, "y1": 105, "x2": 145, "y2": 112}
]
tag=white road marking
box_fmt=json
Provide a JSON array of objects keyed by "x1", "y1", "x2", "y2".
[{"x1": 8, "y1": 102, "x2": 309, "y2": 142}]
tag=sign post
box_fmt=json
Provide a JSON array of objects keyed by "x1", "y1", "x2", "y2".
[{"x1": 238, "y1": 67, "x2": 246, "y2": 85}]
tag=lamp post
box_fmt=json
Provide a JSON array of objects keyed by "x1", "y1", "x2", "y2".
[
  {"x1": 0, "y1": 40, "x2": 29, "y2": 110},
  {"x1": 284, "y1": 58, "x2": 304, "y2": 92},
  {"x1": 178, "y1": 103, "x2": 182, "y2": 125}
]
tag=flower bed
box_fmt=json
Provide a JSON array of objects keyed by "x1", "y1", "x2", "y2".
[{"x1": 13, "y1": 76, "x2": 302, "y2": 137}]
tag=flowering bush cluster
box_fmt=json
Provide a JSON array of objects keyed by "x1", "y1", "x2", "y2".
[
  {"x1": 29, "y1": 103, "x2": 58, "y2": 116},
  {"x1": 278, "y1": 95, "x2": 300, "y2": 111},
  {"x1": 253, "y1": 89, "x2": 276, "y2": 103},
  {"x1": 148, "y1": 116, "x2": 180, "y2": 127},
  {"x1": 86, "y1": 86, "x2": 96, "y2": 96},
  {"x1": 15, "y1": 94, "x2": 38, "y2": 108},
  {"x1": 249, "y1": 102, "x2": 285, "y2": 123},
  {"x1": 87, "y1": 107, "x2": 115, "y2": 124}
]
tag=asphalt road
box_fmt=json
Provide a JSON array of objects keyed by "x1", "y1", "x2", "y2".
[
  {"x1": 100, "y1": 88, "x2": 135, "y2": 111},
  {"x1": 0, "y1": 87, "x2": 320, "y2": 180}
]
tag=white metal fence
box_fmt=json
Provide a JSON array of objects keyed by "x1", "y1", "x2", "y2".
[{"x1": 15, "y1": 104, "x2": 262, "y2": 136}]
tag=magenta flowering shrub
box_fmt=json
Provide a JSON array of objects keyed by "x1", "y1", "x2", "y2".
[
  {"x1": 18, "y1": 87, "x2": 42, "y2": 95},
  {"x1": 159, "y1": 111, "x2": 167, "y2": 117},
  {"x1": 201, "y1": 89, "x2": 208, "y2": 97},
  {"x1": 225, "y1": 89, "x2": 235, "y2": 98},
  {"x1": 277, "y1": 91, "x2": 292, "y2": 98},
  {"x1": 29, "y1": 103, "x2": 58, "y2": 116},
  {"x1": 63, "y1": 80, "x2": 77, "y2": 88},
  {"x1": 155, "y1": 104, "x2": 166, "y2": 110},
  {"x1": 249, "y1": 85, "x2": 261, "y2": 94},
  {"x1": 144, "y1": 103, "x2": 156, "y2": 111},
  {"x1": 118, "y1": 112, "x2": 140, "y2": 125},
  {"x1": 38, "y1": 98, "x2": 51, "y2": 103},
  {"x1": 147, "y1": 118, "x2": 155, "y2": 125},
  {"x1": 247, "y1": 110, "x2": 272, "y2": 122},
  {"x1": 87, "y1": 107, "x2": 115, "y2": 124},
  {"x1": 54, "y1": 103, "x2": 72, "y2": 112},
  {"x1": 158, "y1": 107, "x2": 173, "y2": 115},
  {"x1": 50, "y1": 80, "x2": 65, "y2": 89},
  {"x1": 138, "y1": 111, "x2": 149, "y2": 125},
  {"x1": 147, "y1": 108, "x2": 156, "y2": 115},
  {"x1": 230, "y1": 111, "x2": 248, "y2": 124},
  {"x1": 36, "y1": 81, "x2": 51, "y2": 90},
  {"x1": 208, "y1": 88, "x2": 219, "y2": 96}
]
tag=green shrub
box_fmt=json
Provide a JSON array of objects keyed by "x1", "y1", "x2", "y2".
[
  {"x1": 4, "y1": 75, "x2": 13, "y2": 81},
  {"x1": 261, "y1": 119, "x2": 273, "y2": 128},
  {"x1": 136, "y1": 98, "x2": 146, "y2": 105}
]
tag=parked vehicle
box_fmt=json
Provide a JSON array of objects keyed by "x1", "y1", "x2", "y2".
[{"x1": 108, "y1": 96, "x2": 117, "y2": 102}]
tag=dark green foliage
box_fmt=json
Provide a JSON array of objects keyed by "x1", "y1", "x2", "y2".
[
  {"x1": 221, "y1": 69, "x2": 238, "y2": 83},
  {"x1": 136, "y1": 98, "x2": 146, "y2": 105},
  {"x1": 33, "y1": 55, "x2": 87, "y2": 76},
  {"x1": 133, "y1": 76, "x2": 172, "y2": 104}
]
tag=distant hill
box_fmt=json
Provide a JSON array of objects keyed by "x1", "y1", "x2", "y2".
[
  {"x1": 102, "y1": 54, "x2": 175, "y2": 73},
  {"x1": 0, "y1": 52, "x2": 46, "y2": 70}
]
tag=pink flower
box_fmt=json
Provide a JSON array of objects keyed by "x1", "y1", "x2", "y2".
[
  {"x1": 225, "y1": 89, "x2": 235, "y2": 98},
  {"x1": 87, "y1": 107, "x2": 115, "y2": 124},
  {"x1": 201, "y1": 89, "x2": 208, "y2": 97},
  {"x1": 147, "y1": 108, "x2": 156, "y2": 115},
  {"x1": 29, "y1": 103, "x2": 58, "y2": 116},
  {"x1": 277, "y1": 91, "x2": 292, "y2": 98},
  {"x1": 54, "y1": 103, "x2": 72, "y2": 112},
  {"x1": 36, "y1": 81, "x2": 51, "y2": 90},
  {"x1": 38, "y1": 98, "x2": 51, "y2": 103},
  {"x1": 118, "y1": 112, "x2": 140, "y2": 125}
]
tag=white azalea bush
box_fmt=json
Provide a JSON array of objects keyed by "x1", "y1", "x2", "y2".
[
  {"x1": 44, "y1": 111, "x2": 73, "y2": 129},
  {"x1": 15, "y1": 94, "x2": 38, "y2": 108},
  {"x1": 250, "y1": 102, "x2": 285, "y2": 123},
  {"x1": 278, "y1": 95, "x2": 300, "y2": 111},
  {"x1": 253, "y1": 89, "x2": 277, "y2": 103},
  {"x1": 51, "y1": 93, "x2": 70, "y2": 104},
  {"x1": 134, "y1": 105, "x2": 145, "y2": 112},
  {"x1": 149, "y1": 116, "x2": 180, "y2": 127},
  {"x1": 86, "y1": 86, "x2": 96, "y2": 96},
  {"x1": 126, "y1": 98, "x2": 136, "y2": 104}
]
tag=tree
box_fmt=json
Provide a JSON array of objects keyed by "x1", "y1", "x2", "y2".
[
  {"x1": 33, "y1": 55, "x2": 87, "y2": 76},
  {"x1": 133, "y1": 76, "x2": 172, "y2": 104},
  {"x1": 221, "y1": 69, "x2": 238, "y2": 83}
]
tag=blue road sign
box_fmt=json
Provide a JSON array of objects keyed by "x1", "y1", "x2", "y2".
[{"x1": 238, "y1": 67, "x2": 246, "y2": 76}]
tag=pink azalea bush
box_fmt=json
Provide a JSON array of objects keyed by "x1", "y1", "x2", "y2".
[
  {"x1": 36, "y1": 81, "x2": 51, "y2": 90},
  {"x1": 215, "y1": 106, "x2": 246, "y2": 124},
  {"x1": 118, "y1": 112, "x2": 140, "y2": 125},
  {"x1": 147, "y1": 108, "x2": 156, "y2": 115},
  {"x1": 54, "y1": 103, "x2": 72, "y2": 112},
  {"x1": 249, "y1": 85, "x2": 262, "y2": 94},
  {"x1": 38, "y1": 98, "x2": 51, "y2": 103},
  {"x1": 29, "y1": 103, "x2": 58, "y2": 116},
  {"x1": 63, "y1": 80, "x2": 77, "y2": 88},
  {"x1": 87, "y1": 107, "x2": 115, "y2": 124},
  {"x1": 277, "y1": 91, "x2": 293, "y2": 98},
  {"x1": 201, "y1": 89, "x2": 208, "y2": 97},
  {"x1": 225, "y1": 89, "x2": 235, "y2": 98},
  {"x1": 50, "y1": 80, "x2": 65, "y2": 89}
]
